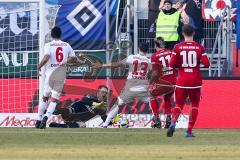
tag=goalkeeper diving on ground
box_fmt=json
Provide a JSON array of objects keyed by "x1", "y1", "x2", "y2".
[{"x1": 49, "y1": 85, "x2": 116, "y2": 128}]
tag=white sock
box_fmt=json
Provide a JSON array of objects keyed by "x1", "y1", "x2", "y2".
[
  {"x1": 45, "y1": 102, "x2": 57, "y2": 118},
  {"x1": 103, "y1": 105, "x2": 119, "y2": 127},
  {"x1": 162, "y1": 114, "x2": 167, "y2": 120},
  {"x1": 37, "y1": 100, "x2": 47, "y2": 121}
]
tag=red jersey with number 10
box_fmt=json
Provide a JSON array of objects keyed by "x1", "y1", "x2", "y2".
[
  {"x1": 151, "y1": 48, "x2": 176, "y2": 84},
  {"x1": 170, "y1": 41, "x2": 210, "y2": 88}
]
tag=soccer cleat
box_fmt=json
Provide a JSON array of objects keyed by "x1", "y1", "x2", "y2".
[
  {"x1": 164, "y1": 115, "x2": 171, "y2": 129},
  {"x1": 167, "y1": 123, "x2": 175, "y2": 137},
  {"x1": 39, "y1": 116, "x2": 48, "y2": 129},
  {"x1": 35, "y1": 120, "x2": 41, "y2": 128},
  {"x1": 151, "y1": 117, "x2": 162, "y2": 128},
  {"x1": 103, "y1": 126, "x2": 108, "y2": 128},
  {"x1": 185, "y1": 131, "x2": 195, "y2": 137}
]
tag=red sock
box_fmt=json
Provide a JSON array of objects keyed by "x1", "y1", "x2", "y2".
[
  {"x1": 171, "y1": 105, "x2": 183, "y2": 123},
  {"x1": 164, "y1": 100, "x2": 172, "y2": 115},
  {"x1": 150, "y1": 98, "x2": 159, "y2": 118},
  {"x1": 188, "y1": 107, "x2": 198, "y2": 132}
]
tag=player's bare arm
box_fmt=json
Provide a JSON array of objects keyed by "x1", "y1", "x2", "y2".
[
  {"x1": 67, "y1": 54, "x2": 85, "y2": 66},
  {"x1": 93, "y1": 58, "x2": 127, "y2": 69},
  {"x1": 37, "y1": 54, "x2": 50, "y2": 72},
  {"x1": 67, "y1": 56, "x2": 77, "y2": 64}
]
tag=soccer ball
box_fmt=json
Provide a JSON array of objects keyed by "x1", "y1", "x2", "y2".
[{"x1": 118, "y1": 117, "x2": 130, "y2": 128}]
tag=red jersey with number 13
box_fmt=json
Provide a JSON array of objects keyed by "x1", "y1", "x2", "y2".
[{"x1": 170, "y1": 41, "x2": 210, "y2": 88}]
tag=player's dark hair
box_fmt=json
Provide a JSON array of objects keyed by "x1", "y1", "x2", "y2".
[
  {"x1": 98, "y1": 85, "x2": 108, "y2": 91},
  {"x1": 164, "y1": 0, "x2": 173, "y2": 5},
  {"x1": 154, "y1": 37, "x2": 165, "y2": 48},
  {"x1": 182, "y1": 24, "x2": 195, "y2": 37},
  {"x1": 51, "y1": 26, "x2": 62, "y2": 39},
  {"x1": 98, "y1": 85, "x2": 112, "y2": 95},
  {"x1": 139, "y1": 42, "x2": 149, "y2": 53}
]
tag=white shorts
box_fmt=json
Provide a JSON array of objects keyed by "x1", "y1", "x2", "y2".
[
  {"x1": 118, "y1": 79, "x2": 150, "y2": 105},
  {"x1": 43, "y1": 67, "x2": 67, "y2": 99}
]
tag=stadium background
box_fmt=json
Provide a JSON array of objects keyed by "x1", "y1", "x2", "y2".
[{"x1": 0, "y1": 0, "x2": 239, "y2": 128}]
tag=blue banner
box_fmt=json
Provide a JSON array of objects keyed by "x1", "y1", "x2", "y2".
[
  {"x1": 47, "y1": 0, "x2": 119, "y2": 50},
  {"x1": 0, "y1": 3, "x2": 39, "y2": 51},
  {"x1": 237, "y1": 0, "x2": 240, "y2": 48}
]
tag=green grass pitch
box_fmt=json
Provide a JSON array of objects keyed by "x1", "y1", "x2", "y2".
[{"x1": 0, "y1": 128, "x2": 240, "y2": 160}]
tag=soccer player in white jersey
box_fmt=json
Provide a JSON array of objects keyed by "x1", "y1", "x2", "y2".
[
  {"x1": 94, "y1": 43, "x2": 159, "y2": 128},
  {"x1": 35, "y1": 26, "x2": 77, "y2": 129}
]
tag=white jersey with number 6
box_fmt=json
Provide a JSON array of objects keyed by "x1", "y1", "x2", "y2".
[{"x1": 44, "y1": 39, "x2": 75, "y2": 77}]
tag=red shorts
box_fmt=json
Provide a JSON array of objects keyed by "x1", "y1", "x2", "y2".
[{"x1": 175, "y1": 87, "x2": 201, "y2": 107}]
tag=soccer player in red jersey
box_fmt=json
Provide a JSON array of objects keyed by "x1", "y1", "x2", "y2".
[
  {"x1": 167, "y1": 24, "x2": 210, "y2": 137},
  {"x1": 150, "y1": 37, "x2": 176, "y2": 128}
]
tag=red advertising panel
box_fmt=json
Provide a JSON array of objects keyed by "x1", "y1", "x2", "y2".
[
  {"x1": 195, "y1": 80, "x2": 240, "y2": 128},
  {"x1": 1, "y1": 79, "x2": 240, "y2": 128}
]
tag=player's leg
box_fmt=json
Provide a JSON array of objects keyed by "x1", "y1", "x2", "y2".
[
  {"x1": 39, "y1": 68, "x2": 67, "y2": 129},
  {"x1": 167, "y1": 87, "x2": 188, "y2": 137},
  {"x1": 163, "y1": 91, "x2": 174, "y2": 128},
  {"x1": 102, "y1": 85, "x2": 134, "y2": 128},
  {"x1": 185, "y1": 88, "x2": 201, "y2": 137},
  {"x1": 54, "y1": 107, "x2": 70, "y2": 115},
  {"x1": 149, "y1": 97, "x2": 159, "y2": 119},
  {"x1": 148, "y1": 79, "x2": 175, "y2": 128},
  {"x1": 140, "y1": 93, "x2": 162, "y2": 128},
  {"x1": 49, "y1": 121, "x2": 85, "y2": 128},
  {"x1": 149, "y1": 96, "x2": 161, "y2": 128},
  {"x1": 39, "y1": 95, "x2": 59, "y2": 129},
  {"x1": 49, "y1": 122, "x2": 68, "y2": 128},
  {"x1": 102, "y1": 97, "x2": 125, "y2": 128},
  {"x1": 39, "y1": 79, "x2": 64, "y2": 129},
  {"x1": 35, "y1": 80, "x2": 51, "y2": 128},
  {"x1": 103, "y1": 104, "x2": 119, "y2": 128},
  {"x1": 148, "y1": 84, "x2": 159, "y2": 119},
  {"x1": 102, "y1": 81, "x2": 134, "y2": 128},
  {"x1": 35, "y1": 96, "x2": 48, "y2": 128}
]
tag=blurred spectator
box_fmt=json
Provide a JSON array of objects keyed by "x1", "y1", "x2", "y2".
[
  {"x1": 156, "y1": 0, "x2": 182, "y2": 50},
  {"x1": 183, "y1": 0, "x2": 203, "y2": 41},
  {"x1": 154, "y1": 0, "x2": 203, "y2": 42},
  {"x1": 174, "y1": 0, "x2": 203, "y2": 41}
]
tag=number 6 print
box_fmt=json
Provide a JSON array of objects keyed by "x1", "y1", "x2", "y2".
[{"x1": 56, "y1": 47, "x2": 63, "y2": 62}]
